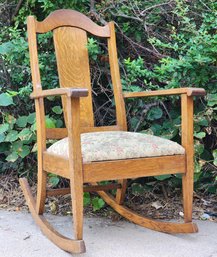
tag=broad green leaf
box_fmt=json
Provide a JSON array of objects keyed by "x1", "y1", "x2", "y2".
[
  {"x1": 48, "y1": 175, "x2": 59, "y2": 187},
  {"x1": 18, "y1": 128, "x2": 32, "y2": 141},
  {"x1": 92, "y1": 197, "x2": 105, "y2": 212},
  {"x1": 0, "y1": 41, "x2": 13, "y2": 54},
  {"x1": 0, "y1": 134, "x2": 5, "y2": 143},
  {"x1": 147, "y1": 107, "x2": 163, "y2": 121},
  {"x1": 194, "y1": 141, "x2": 204, "y2": 155},
  {"x1": 207, "y1": 94, "x2": 217, "y2": 107},
  {"x1": 5, "y1": 130, "x2": 19, "y2": 142},
  {"x1": 194, "y1": 162, "x2": 202, "y2": 174},
  {"x1": 131, "y1": 183, "x2": 144, "y2": 196},
  {"x1": 16, "y1": 116, "x2": 28, "y2": 127},
  {"x1": 197, "y1": 118, "x2": 208, "y2": 126},
  {"x1": 18, "y1": 145, "x2": 30, "y2": 158},
  {"x1": 0, "y1": 93, "x2": 14, "y2": 106},
  {"x1": 83, "y1": 192, "x2": 91, "y2": 207},
  {"x1": 0, "y1": 143, "x2": 10, "y2": 153},
  {"x1": 213, "y1": 150, "x2": 217, "y2": 166},
  {"x1": 45, "y1": 117, "x2": 56, "y2": 128},
  {"x1": 52, "y1": 106, "x2": 62, "y2": 114},
  {"x1": 5, "y1": 115, "x2": 16, "y2": 127},
  {"x1": 154, "y1": 174, "x2": 171, "y2": 181},
  {"x1": 12, "y1": 141, "x2": 23, "y2": 151},
  {"x1": 194, "y1": 132, "x2": 206, "y2": 139},
  {"x1": 0, "y1": 123, "x2": 9, "y2": 134},
  {"x1": 27, "y1": 113, "x2": 36, "y2": 124},
  {"x1": 6, "y1": 152, "x2": 18, "y2": 162},
  {"x1": 55, "y1": 119, "x2": 63, "y2": 128}
]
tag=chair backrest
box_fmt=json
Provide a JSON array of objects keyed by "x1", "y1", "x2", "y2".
[{"x1": 27, "y1": 9, "x2": 127, "y2": 136}]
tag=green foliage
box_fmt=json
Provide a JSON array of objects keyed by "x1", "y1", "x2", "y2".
[
  {"x1": 83, "y1": 192, "x2": 105, "y2": 212},
  {"x1": 0, "y1": 93, "x2": 14, "y2": 106},
  {"x1": 87, "y1": 38, "x2": 102, "y2": 61},
  {"x1": 0, "y1": 0, "x2": 216, "y2": 196}
]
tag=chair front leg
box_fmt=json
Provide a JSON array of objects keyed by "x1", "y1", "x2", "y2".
[
  {"x1": 181, "y1": 94, "x2": 194, "y2": 223},
  {"x1": 67, "y1": 96, "x2": 84, "y2": 240}
]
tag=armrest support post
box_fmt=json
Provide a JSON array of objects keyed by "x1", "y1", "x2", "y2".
[
  {"x1": 66, "y1": 96, "x2": 84, "y2": 239},
  {"x1": 181, "y1": 94, "x2": 194, "y2": 222}
]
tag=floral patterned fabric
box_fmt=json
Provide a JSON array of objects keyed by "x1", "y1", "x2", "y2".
[{"x1": 47, "y1": 131, "x2": 185, "y2": 163}]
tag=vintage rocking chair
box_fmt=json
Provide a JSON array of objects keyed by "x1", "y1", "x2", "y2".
[{"x1": 19, "y1": 9, "x2": 206, "y2": 253}]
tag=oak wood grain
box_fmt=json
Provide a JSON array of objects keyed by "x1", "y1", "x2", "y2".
[
  {"x1": 97, "y1": 190, "x2": 198, "y2": 233},
  {"x1": 19, "y1": 178, "x2": 85, "y2": 253},
  {"x1": 43, "y1": 152, "x2": 186, "y2": 182},
  {"x1": 23, "y1": 10, "x2": 203, "y2": 252},
  {"x1": 30, "y1": 87, "x2": 88, "y2": 99},
  {"x1": 46, "y1": 184, "x2": 121, "y2": 197},
  {"x1": 35, "y1": 9, "x2": 110, "y2": 37},
  {"x1": 181, "y1": 94, "x2": 194, "y2": 223},
  {"x1": 123, "y1": 88, "x2": 206, "y2": 98},
  {"x1": 46, "y1": 126, "x2": 120, "y2": 139},
  {"x1": 54, "y1": 27, "x2": 94, "y2": 128}
]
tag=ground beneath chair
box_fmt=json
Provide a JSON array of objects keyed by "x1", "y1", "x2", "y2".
[
  {"x1": 0, "y1": 173, "x2": 216, "y2": 222},
  {"x1": 0, "y1": 210, "x2": 217, "y2": 257}
]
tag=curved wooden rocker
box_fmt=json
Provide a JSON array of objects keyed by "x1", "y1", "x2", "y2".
[
  {"x1": 97, "y1": 190, "x2": 198, "y2": 234},
  {"x1": 19, "y1": 178, "x2": 85, "y2": 253},
  {"x1": 20, "y1": 9, "x2": 206, "y2": 254}
]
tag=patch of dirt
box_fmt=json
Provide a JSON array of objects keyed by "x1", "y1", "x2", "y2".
[{"x1": 0, "y1": 173, "x2": 216, "y2": 223}]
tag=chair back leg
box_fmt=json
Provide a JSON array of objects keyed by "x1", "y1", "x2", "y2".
[
  {"x1": 116, "y1": 179, "x2": 128, "y2": 205},
  {"x1": 36, "y1": 168, "x2": 47, "y2": 214}
]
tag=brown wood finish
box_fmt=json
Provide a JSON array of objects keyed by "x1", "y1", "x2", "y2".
[
  {"x1": 123, "y1": 87, "x2": 206, "y2": 99},
  {"x1": 20, "y1": 9, "x2": 206, "y2": 254},
  {"x1": 43, "y1": 152, "x2": 186, "y2": 182},
  {"x1": 27, "y1": 16, "x2": 47, "y2": 214},
  {"x1": 115, "y1": 179, "x2": 128, "y2": 204},
  {"x1": 46, "y1": 125, "x2": 120, "y2": 139},
  {"x1": 35, "y1": 9, "x2": 110, "y2": 37},
  {"x1": 181, "y1": 94, "x2": 194, "y2": 223},
  {"x1": 54, "y1": 27, "x2": 94, "y2": 128},
  {"x1": 66, "y1": 96, "x2": 83, "y2": 240},
  {"x1": 108, "y1": 22, "x2": 127, "y2": 130},
  {"x1": 30, "y1": 87, "x2": 88, "y2": 99},
  {"x1": 97, "y1": 190, "x2": 198, "y2": 234},
  {"x1": 19, "y1": 178, "x2": 85, "y2": 253},
  {"x1": 46, "y1": 184, "x2": 121, "y2": 197}
]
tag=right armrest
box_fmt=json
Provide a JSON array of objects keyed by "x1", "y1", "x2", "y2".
[{"x1": 30, "y1": 87, "x2": 88, "y2": 99}]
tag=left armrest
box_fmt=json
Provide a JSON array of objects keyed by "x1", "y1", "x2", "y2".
[
  {"x1": 123, "y1": 88, "x2": 206, "y2": 98},
  {"x1": 30, "y1": 87, "x2": 88, "y2": 99}
]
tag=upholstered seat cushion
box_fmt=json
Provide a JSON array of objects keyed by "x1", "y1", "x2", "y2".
[{"x1": 46, "y1": 131, "x2": 185, "y2": 163}]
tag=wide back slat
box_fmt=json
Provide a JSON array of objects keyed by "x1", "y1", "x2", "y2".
[{"x1": 53, "y1": 27, "x2": 94, "y2": 127}]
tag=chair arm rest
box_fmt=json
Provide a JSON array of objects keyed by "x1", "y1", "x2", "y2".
[
  {"x1": 30, "y1": 87, "x2": 88, "y2": 99},
  {"x1": 123, "y1": 88, "x2": 206, "y2": 98}
]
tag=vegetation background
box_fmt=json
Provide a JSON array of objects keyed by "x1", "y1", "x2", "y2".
[{"x1": 0, "y1": 0, "x2": 216, "y2": 210}]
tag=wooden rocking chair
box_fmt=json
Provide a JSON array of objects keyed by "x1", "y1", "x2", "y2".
[{"x1": 19, "y1": 9, "x2": 206, "y2": 253}]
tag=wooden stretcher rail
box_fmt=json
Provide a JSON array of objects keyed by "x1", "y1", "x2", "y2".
[
  {"x1": 46, "y1": 183, "x2": 121, "y2": 197},
  {"x1": 46, "y1": 126, "x2": 121, "y2": 139}
]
